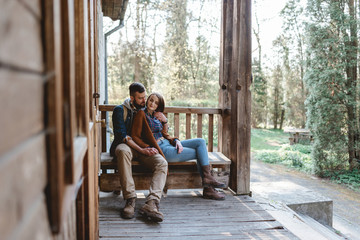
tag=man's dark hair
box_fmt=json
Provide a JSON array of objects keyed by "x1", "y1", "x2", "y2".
[{"x1": 129, "y1": 82, "x2": 145, "y2": 97}]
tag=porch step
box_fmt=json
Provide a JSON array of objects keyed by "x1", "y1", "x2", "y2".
[
  {"x1": 257, "y1": 200, "x2": 345, "y2": 240},
  {"x1": 251, "y1": 181, "x2": 333, "y2": 226}
]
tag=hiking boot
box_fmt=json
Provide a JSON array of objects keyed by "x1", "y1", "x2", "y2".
[
  {"x1": 139, "y1": 199, "x2": 164, "y2": 222},
  {"x1": 203, "y1": 186, "x2": 225, "y2": 200},
  {"x1": 201, "y1": 165, "x2": 226, "y2": 188},
  {"x1": 121, "y1": 197, "x2": 136, "y2": 219}
]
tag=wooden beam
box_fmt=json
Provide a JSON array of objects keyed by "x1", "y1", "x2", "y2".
[
  {"x1": 236, "y1": 0, "x2": 251, "y2": 195},
  {"x1": 219, "y1": 0, "x2": 233, "y2": 158},
  {"x1": 220, "y1": 0, "x2": 251, "y2": 195},
  {"x1": 42, "y1": 0, "x2": 66, "y2": 233}
]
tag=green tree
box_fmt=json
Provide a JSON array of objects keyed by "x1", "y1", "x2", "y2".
[{"x1": 305, "y1": 0, "x2": 359, "y2": 173}]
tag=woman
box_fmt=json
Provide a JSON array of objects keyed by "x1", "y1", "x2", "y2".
[{"x1": 131, "y1": 92, "x2": 225, "y2": 200}]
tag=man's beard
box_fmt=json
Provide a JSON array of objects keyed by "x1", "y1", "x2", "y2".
[{"x1": 133, "y1": 101, "x2": 144, "y2": 109}]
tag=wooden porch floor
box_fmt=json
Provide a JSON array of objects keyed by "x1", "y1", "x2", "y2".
[{"x1": 99, "y1": 190, "x2": 299, "y2": 239}]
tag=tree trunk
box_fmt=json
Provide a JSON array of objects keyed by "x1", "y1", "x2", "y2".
[{"x1": 346, "y1": 0, "x2": 359, "y2": 169}]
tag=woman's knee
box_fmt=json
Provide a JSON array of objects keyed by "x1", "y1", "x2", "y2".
[{"x1": 194, "y1": 138, "x2": 206, "y2": 147}]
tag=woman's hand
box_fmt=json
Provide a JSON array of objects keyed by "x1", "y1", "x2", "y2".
[
  {"x1": 154, "y1": 112, "x2": 167, "y2": 123},
  {"x1": 175, "y1": 140, "x2": 183, "y2": 154}
]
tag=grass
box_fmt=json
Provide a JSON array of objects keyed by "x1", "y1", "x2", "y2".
[
  {"x1": 251, "y1": 128, "x2": 289, "y2": 151},
  {"x1": 251, "y1": 128, "x2": 360, "y2": 192}
]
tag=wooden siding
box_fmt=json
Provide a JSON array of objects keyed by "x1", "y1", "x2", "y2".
[
  {"x1": 99, "y1": 190, "x2": 298, "y2": 239},
  {"x1": 0, "y1": 0, "x2": 101, "y2": 239}
]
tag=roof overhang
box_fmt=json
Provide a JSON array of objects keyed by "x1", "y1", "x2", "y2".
[{"x1": 102, "y1": 0, "x2": 129, "y2": 21}]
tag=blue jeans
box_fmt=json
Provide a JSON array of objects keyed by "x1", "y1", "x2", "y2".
[{"x1": 158, "y1": 138, "x2": 209, "y2": 176}]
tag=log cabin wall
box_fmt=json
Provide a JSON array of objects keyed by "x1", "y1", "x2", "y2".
[{"x1": 0, "y1": 0, "x2": 104, "y2": 239}]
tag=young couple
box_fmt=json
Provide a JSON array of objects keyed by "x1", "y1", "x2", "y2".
[{"x1": 110, "y1": 82, "x2": 225, "y2": 223}]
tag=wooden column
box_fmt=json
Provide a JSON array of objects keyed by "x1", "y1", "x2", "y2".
[{"x1": 220, "y1": 0, "x2": 251, "y2": 195}]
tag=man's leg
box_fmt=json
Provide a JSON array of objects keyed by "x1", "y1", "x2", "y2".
[
  {"x1": 135, "y1": 153, "x2": 168, "y2": 222},
  {"x1": 115, "y1": 143, "x2": 136, "y2": 218}
]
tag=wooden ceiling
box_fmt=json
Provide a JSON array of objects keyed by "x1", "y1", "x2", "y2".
[{"x1": 102, "y1": 0, "x2": 128, "y2": 21}]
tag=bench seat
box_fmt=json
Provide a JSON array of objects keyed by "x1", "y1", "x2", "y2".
[{"x1": 99, "y1": 152, "x2": 231, "y2": 192}]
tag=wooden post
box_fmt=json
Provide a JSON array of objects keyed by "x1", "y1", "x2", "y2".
[
  {"x1": 219, "y1": 0, "x2": 233, "y2": 158},
  {"x1": 236, "y1": 0, "x2": 251, "y2": 195},
  {"x1": 220, "y1": 0, "x2": 251, "y2": 195}
]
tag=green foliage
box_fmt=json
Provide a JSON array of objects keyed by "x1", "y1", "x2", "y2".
[
  {"x1": 253, "y1": 145, "x2": 313, "y2": 173},
  {"x1": 304, "y1": 0, "x2": 360, "y2": 174},
  {"x1": 323, "y1": 169, "x2": 360, "y2": 193},
  {"x1": 107, "y1": 0, "x2": 221, "y2": 107},
  {"x1": 251, "y1": 128, "x2": 314, "y2": 172},
  {"x1": 251, "y1": 60, "x2": 268, "y2": 128}
]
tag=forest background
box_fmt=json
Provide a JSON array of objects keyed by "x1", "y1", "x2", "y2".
[{"x1": 105, "y1": 0, "x2": 360, "y2": 177}]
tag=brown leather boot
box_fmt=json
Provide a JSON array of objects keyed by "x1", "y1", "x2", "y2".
[
  {"x1": 121, "y1": 197, "x2": 136, "y2": 219},
  {"x1": 201, "y1": 165, "x2": 226, "y2": 188},
  {"x1": 203, "y1": 187, "x2": 225, "y2": 200},
  {"x1": 139, "y1": 199, "x2": 164, "y2": 222}
]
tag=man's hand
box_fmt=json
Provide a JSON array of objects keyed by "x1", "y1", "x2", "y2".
[
  {"x1": 175, "y1": 140, "x2": 183, "y2": 154},
  {"x1": 142, "y1": 147, "x2": 159, "y2": 156},
  {"x1": 154, "y1": 112, "x2": 167, "y2": 123}
]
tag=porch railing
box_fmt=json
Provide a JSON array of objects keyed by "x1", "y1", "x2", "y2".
[{"x1": 99, "y1": 105, "x2": 223, "y2": 152}]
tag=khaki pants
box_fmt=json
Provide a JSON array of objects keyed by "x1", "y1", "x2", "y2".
[{"x1": 114, "y1": 143, "x2": 168, "y2": 202}]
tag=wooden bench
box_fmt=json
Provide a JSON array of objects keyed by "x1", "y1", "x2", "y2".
[
  {"x1": 99, "y1": 151, "x2": 231, "y2": 192},
  {"x1": 98, "y1": 105, "x2": 231, "y2": 193}
]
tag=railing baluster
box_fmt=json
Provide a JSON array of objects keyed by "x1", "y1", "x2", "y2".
[
  {"x1": 174, "y1": 113, "x2": 180, "y2": 138},
  {"x1": 101, "y1": 111, "x2": 107, "y2": 152},
  {"x1": 100, "y1": 105, "x2": 221, "y2": 152},
  {"x1": 208, "y1": 114, "x2": 214, "y2": 152},
  {"x1": 197, "y1": 114, "x2": 202, "y2": 138},
  {"x1": 186, "y1": 113, "x2": 191, "y2": 139}
]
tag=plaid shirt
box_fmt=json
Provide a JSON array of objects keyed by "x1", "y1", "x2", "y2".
[{"x1": 145, "y1": 109, "x2": 163, "y2": 140}]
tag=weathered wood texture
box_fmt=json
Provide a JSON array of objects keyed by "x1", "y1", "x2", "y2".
[
  {"x1": 219, "y1": 0, "x2": 251, "y2": 195},
  {"x1": 99, "y1": 152, "x2": 231, "y2": 192},
  {"x1": 1, "y1": 0, "x2": 104, "y2": 239},
  {"x1": 99, "y1": 190, "x2": 298, "y2": 239},
  {"x1": 0, "y1": 0, "x2": 43, "y2": 72},
  {"x1": 102, "y1": 0, "x2": 128, "y2": 21}
]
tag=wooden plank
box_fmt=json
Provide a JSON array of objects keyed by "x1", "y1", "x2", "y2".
[
  {"x1": 0, "y1": 1, "x2": 43, "y2": 72},
  {"x1": 236, "y1": 0, "x2": 252, "y2": 195},
  {"x1": 61, "y1": 0, "x2": 77, "y2": 184},
  {"x1": 229, "y1": 0, "x2": 241, "y2": 194},
  {"x1": 99, "y1": 105, "x2": 222, "y2": 114},
  {"x1": 9, "y1": 196, "x2": 52, "y2": 240},
  {"x1": 0, "y1": 70, "x2": 44, "y2": 155},
  {"x1": 197, "y1": 114, "x2": 202, "y2": 138},
  {"x1": 208, "y1": 114, "x2": 214, "y2": 152},
  {"x1": 218, "y1": 0, "x2": 233, "y2": 158},
  {"x1": 18, "y1": 0, "x2": 42, "y2": 18},
  {"x1": 76, "y1": 182, "x2": 86, "y2": 240},
  {"x1": 98, "y1": 191, "x2": 298, "y2": 240},
  {"x1": 73, "y1": 136, "x2": 87, "y2": 184},
  {"x1": 100, "y1": 172, "x2": 203, "y2": 191},
  {"x1": 0, "y1": 134, "x2": 47, "y2": 240},
  {"x1": 75, "y1": 0, "x2": 90, "y2": 135},
  {"x1": 43, "y1": 0, "x2": 65, "y2": 233},
  {"x1": 101, "y1": 111, "x2": 107, "y2": 152},
  {"x1": 186, "y1": 113, "x2": 191, "y2": 139},
  {"x1": 174, "y1": 113, "x2": 180, "y2": 138}
]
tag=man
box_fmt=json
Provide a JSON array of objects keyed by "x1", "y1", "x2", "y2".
[{"x1": 110, "y1": 82, "x2": 168, "y2": 222}]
